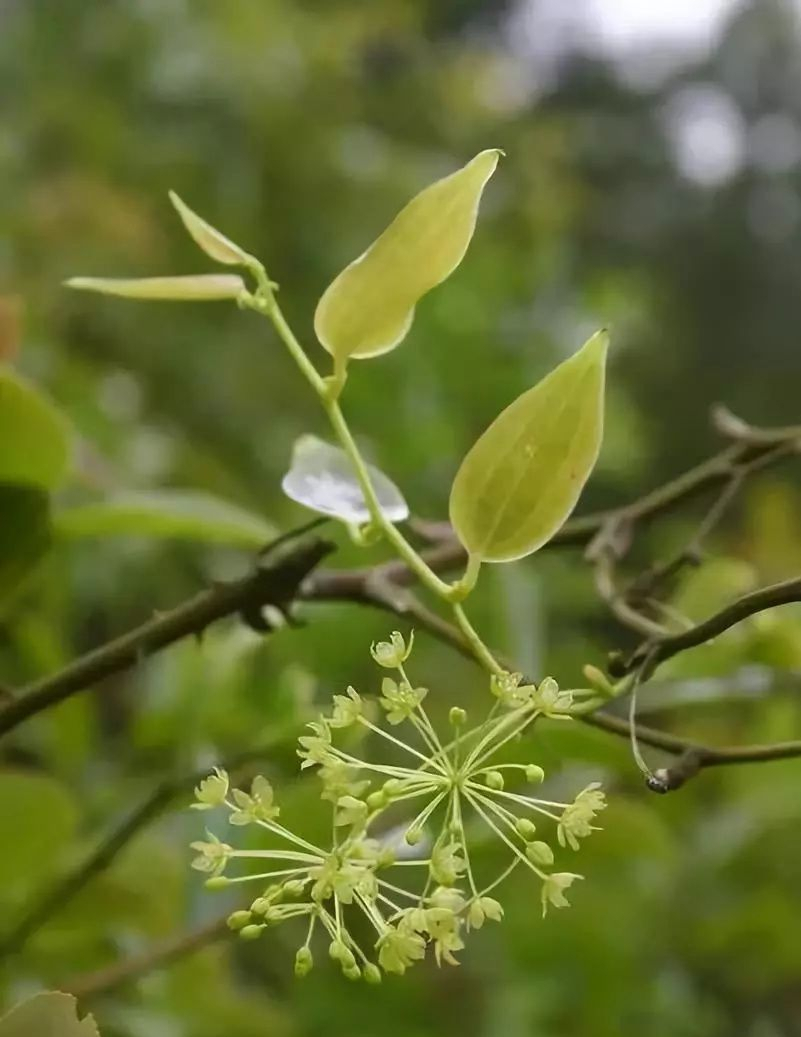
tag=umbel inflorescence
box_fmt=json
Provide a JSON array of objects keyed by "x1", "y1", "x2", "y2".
[{"x1": 191, "y1": 631, "x2": 606, "y2": 980}]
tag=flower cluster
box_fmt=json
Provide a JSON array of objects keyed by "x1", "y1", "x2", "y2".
[{"x1": 190, "y1": 632, "x2": 606, "y2": 980}]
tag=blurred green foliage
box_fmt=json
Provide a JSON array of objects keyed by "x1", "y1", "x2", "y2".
[{"x1": 2, "y1": 1, "x2": 801, "y2": 1035}]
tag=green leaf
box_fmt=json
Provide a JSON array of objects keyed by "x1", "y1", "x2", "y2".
[
  {"x1": 0, "y1": 771, "x2": 79, "y2": 892},
  {"x1": 449, "y1": 330, "x2": 608, "y2": 563},
  {"x1": 65, "y1": 274, "x2": 245, "y2": 301},
  {"x1": 314, "y1": 148, "x2": 501, "y2": 364},
  {"x1": 169, "y1": 191, "x2": 255, "y2": 266},
  {"x1": 0, "y1": 368, "x2": 71, "y2": 488},
  {"x1": 281, "y1": 435, "x2": 408, "y2": 523},
  {"x1": 0, "y1": 993, "x2": 99, "y2": 1037},
  {"x1": 0, "y1": 484, "x2": 51, "y2": 604},
  {"x1": 56, "y1": 490, "x2": 277, "y2": 547}
]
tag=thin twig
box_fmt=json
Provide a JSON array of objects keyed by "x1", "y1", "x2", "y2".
[
  {"x1": 62, "y1": 916, "x2": 231, "y2": 1000},
  {"x1": 0, "y1": 536, "x2": 333, "y2": 739}
]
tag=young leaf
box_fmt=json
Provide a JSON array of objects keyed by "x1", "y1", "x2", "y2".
[
  {"x1": 449, "y1": 331, "x2": 608, "y2": 563},
  {"x1": 314, "y1": 148, "x2": 501, "y2": 364},
  {"x1": 0, "y1": 992, "x2": 99, "y2": 1037},
  {"x1": 0, "y1": 368, "x2": 72, "y2": 488},
  {"x1": 282, "y1": 435, "x2": 408, "y2": 523},
  {"x1": 65, "y1": 274, "x2": 245, "y2": 301},
  {"x1": 169, "y1": 191, "x2": 254, "y2": 266},
  {"x1": 56, "y1": 489, "x2": 276, "y2": 547}
]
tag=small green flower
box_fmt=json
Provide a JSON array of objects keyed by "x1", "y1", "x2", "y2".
[
  {"x1": 192, "y1": 767, "x2": 229, "y2": 810},
  {"x1": 370, "y1": 630, "x2": 414, "y2": 668},
  {"x1": 334, "y1": 795, "x2": 368, "y2": 829},
  {"x1": 328, "y1": 685, "x2": 363, "y2": 728},
  {"x1": 467, "y1": 896, "x2": 503, "y2": 930},
  {"x1": 229, "y1": 775, "x2": 280, "y2": 825},
  {"x1": 378, "y1": 677, "x2": 427, "y2": 725},
  {"x1": 489, "y1": 670, "x2": 532, "y2": 707},
  {"x1": 377, "y1": 924, "x2": 426, "y2": 975},
  {"x1": 190, "y1": 832, "x2": 232, "y2": 876},
  {"x1": 530, "y1": 677, "x2": 574, "y2": 718},
  {"x1": 429, "y1": 841, "x2": 466, "y2": 886},
  {"x1": 558, "y1": 782, "x2": 606, "y2": 850},
  {"x1": 541, "y1": 872, "x2": 583, "y2": 916},
  {"x1": 318, "y1": 759, "x2": 369, "y2": 804},
  {"x1": 298, "y1": 718, "x2": 334, "y2": 768}
]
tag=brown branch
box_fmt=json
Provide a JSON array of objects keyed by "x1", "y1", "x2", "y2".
[
  {"x1": 0, "y1": 535, "x2": 334, "y2": 739},
  {"x1": 620, "y1": 575, "x2": 801, "y2": 679},
  {"x1": 62, "y1": 916, "x2": 231, "y2": 1000}
]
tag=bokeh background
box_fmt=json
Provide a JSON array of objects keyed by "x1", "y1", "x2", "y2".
[{"x1": 3, "y1": 1, "x2": 801, "y2": 1035}]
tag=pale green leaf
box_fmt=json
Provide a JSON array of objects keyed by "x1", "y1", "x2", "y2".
[
  {"x1": 0, "y1": 485, "x2": 51, "y2": 606},
  {"x1": 0, "y1": 993, "x2": 99, "y2": 1037},
  {"x1": 56, "y1": 490, "x2": 276, "y2": 547},
  {"x1": 65, "y1": 274, "x2": 245, "y2": 301},
  {"x1": 0, "y1": 368, "x2": 72, "y2": 488},
  {"x1": 314, "y1": 148, "x2": 501, "y2": 363},
  {"x1": 169, "y1": 191, "x2": 254, "y2": 266},
  {"x1": 449, "y1": 331, "x2": 608, "y2": 562},
  {"x1": 281, "y1": 435, "x2": 408, "y2": 523}
]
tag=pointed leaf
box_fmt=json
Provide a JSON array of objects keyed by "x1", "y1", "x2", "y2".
[
  {"x1": 0, "y1": 485, "x2": 51, "y2": 605},
  {"x1": 449, "y1": 331, "x2": 608, "y2": 562},
  {"x1": 314, "y1": 149, "x2": 501, "y2": 363},
  {"x1": 281, "y1": 435, "x2": 408, "y2": 523},
  {"x1": 0, "y1": 368, "x2": 71, "y2": 488},
  {"x1": 0, "y1": 993, "x2": 99, "y2": 1037},
  {"x1": 56, "y1": 490, "x2": 277, "y2": 547},
  {"x1": 169, "y1": 191, "x2": 254, "y2": 266},
  {"x1": 65, "y1": 274, "x2": 245, "y2": 301}
]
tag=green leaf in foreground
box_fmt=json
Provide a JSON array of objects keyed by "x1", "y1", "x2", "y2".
[
  {"x1": 56, "y1": 490, "x2": 277, "y2": 547},
  {"x1": 282, "y1": 435, "x2": 408, "y2": 523},
  {"x1": 0, "y1": 368, "x2": 71, "y2": 488},
  {"x1": 314, "y1": 148, "x2": 501, "y2": 364},
  {"x1": 0, "y1": 484, "x2": 51, "y2": 605},
  {"x1": 65, "y1": 274, "x2": 245, "y2": 301},
  {"x1": 0, "y1": 992, "x2": 99, "y2": 1037},
  {"x1": 449, "y1": 331, "x2": 608, "y2": 563}
]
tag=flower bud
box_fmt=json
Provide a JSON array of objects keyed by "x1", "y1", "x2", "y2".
[
  {"x1": 367, "y1": 790, "x2": 386, "y2": 810},
  {"x1": 582, "y1": 663, "x2": 615, "y2": 697},
  {"x1": 343, "y1": 964, "x2": 362, "y2": 981},
  {"x1": 294, "y1": 946, "x2": 314, "y2": 977},
  {"x1": 449, "y1": 706, "x2": 467, "y2": 726},
  {"x1": 364, "y1": 963, "x2": 382, "y2": 984},
  {"x1": 204, "y1": 876, "x2": 230, "y2": 890},
  {"x1": 405, "y1": 825, "x2": 423, "y2": 846},
  {"x1": 484, "y1": 770, "x2": 504, "y2": 791},
  {"x1": 382, "y1": 779, "x2": 403, "y2": 799},
  {"x1": 525, "y1": 764, "x2": 545, "y2": 784},
  {"x1": 515, "y1": 817, "x2": 537, "y2": 840},
  {"x1": 468, "y1": 900, "x2": 486, "y2": 929},
  {"x1": 226, "y1": 910, "x2": 252, "y2": 931},
  {"x1": 526, "y1": 841, "x2": 555, "y2": 867},
  {"x1": 239, "y1": 924, "x2": 264, "y2": 940},
  {"x1": 282, "y1": 879, "x2": 306, "y2": 897},
  {"x1": 250, "y1": 897, "x2": 270, "y2": 915}
]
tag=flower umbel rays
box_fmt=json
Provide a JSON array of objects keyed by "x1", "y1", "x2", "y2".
[{"x1": 190, "y1": 631, "x2": 605, "y2": 980}]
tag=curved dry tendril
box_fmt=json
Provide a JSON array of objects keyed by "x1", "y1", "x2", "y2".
[{"x1": 190, "y1": 634, "x2": 606, "y2": 978}]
